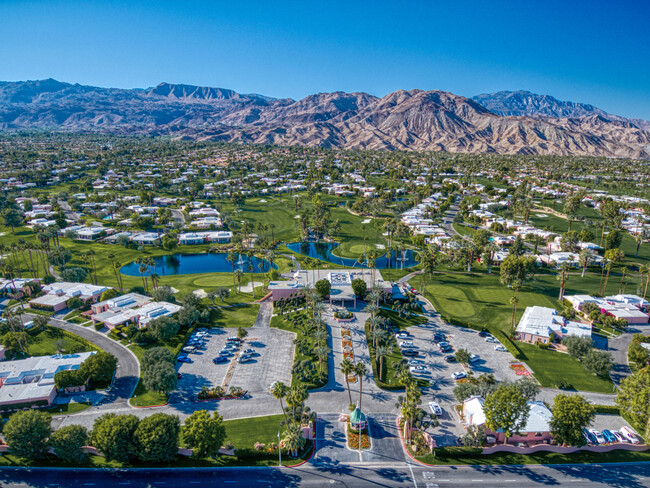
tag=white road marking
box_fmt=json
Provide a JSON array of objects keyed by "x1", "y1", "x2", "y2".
[{"x1": 408, "y1": 462, "x2": 418, "y2": 488}]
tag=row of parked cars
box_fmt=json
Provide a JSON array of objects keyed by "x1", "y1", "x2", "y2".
[
  {"x1": 212, "y1": 336, "x2": 257, "y2": 364},
  {"x1": 178, "y1": 328, "x2": 212, "y2": 363},
  {"x1": 584, "y1": 426, "x2": 640, "y2": 445}
]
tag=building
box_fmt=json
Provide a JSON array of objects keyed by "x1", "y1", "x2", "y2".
[
  {"x1": 0, "y1": 352, "x2": 96, "y2": 409},
  {"x1": 268, "y1": 269, "x2": 392, "y2": 307},
  {"x1": 566, "y1": 294, "x2": 649, "y2": 325},
  {"x1": 515, "y1": 306, "x2": 592, "y2": 344},
  {"x1": 462, "y1": 395, "x2": 553, "y2": 445},
  {"x1": 90, "y1": 292, "x2": 181, "y2": 329},
  {"x1": 178, "y1": 231, "x2": 232, "y2": 245},
  {"x1": 29, "y1": 282, "x2": 109, "y2": 312}
]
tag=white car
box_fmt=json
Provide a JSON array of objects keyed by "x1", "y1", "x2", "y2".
[
  {"x1": 399, "y1": 341, "x2": 416, "y2": 349},
  {"x1": 395, "y1": 332, "x2": 410, "y2": 340},
  {"x1": 452, "y1": 371, "x2": 467, "y2": 380},
  {"x1": 428, "y1": 401, "x2": 443, "y2": 416},
  {"x1": 408, "y1": 359, "x2": 424, "y2": 366},
  {"x1": 589, "y1": 429, "x2": 605, "y2": 444},
  {"x1": 469, "y1": 354, "x2": 480, "y2": 363},
  {"x1": 620, "y1": 426, "x2": 640, "y2": 444},
  {"x1": 494, "y1": 345, "x2": 507, "y2": 352},
  {"x1": 410, "y1": 366, "x2": 428, "y2": 375}
]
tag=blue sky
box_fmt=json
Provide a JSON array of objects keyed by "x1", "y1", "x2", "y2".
[{"x1": 1, "y1": 0, "x2": 649, "y2": 119}]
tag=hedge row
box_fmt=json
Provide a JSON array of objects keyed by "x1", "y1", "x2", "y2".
[{"x1": 592, "y1": 405, "x2": 621, "y2": 415}]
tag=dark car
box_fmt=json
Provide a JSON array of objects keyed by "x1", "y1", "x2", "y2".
[
  {"x1": 212, "y1": 356, "x2": 229, "y2": 364},
  {"x1": 177, "y1": 372, "x2": 182, "y2": 379},
  {"x1": 444, "y1": 355, "x2": 456, "y2": 363},
  {"x1": 402, "y1": 349, "x2": 419, "y2": 357},
  {"x1": 478, "y1": 331, "x2": 489, "y2": 337},
  {"x1": 440, "y1": 345, "x2": 453, "y2": 353},
  {"x1": 177, "y1": 355, "x2": 192, "y2": 363}
]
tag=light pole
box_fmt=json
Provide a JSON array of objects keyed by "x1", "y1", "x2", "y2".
[{"x1": 277, "y1": 431, "x2": 281, "y2": 467}]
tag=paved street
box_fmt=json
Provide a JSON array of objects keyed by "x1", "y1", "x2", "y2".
[{"x1": 0, "y1": 462, "x2": 648, "y2": 487}]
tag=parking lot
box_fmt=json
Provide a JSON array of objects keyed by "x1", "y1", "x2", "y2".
[
  {"x1": 174, "y1": 326, "x2": 295, "y2": 401},
  {"x1": 396, "y1": 311, "x2": 526, "y2": 445}
]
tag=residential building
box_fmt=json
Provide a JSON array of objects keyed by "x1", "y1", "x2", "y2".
[{"x1": 515, "y1": 306, "x2": 592, "y2": 344}]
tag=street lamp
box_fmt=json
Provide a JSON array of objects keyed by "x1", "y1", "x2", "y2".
[{"x1": 277, "y1": 430, "x2": 281, "y2": 467}]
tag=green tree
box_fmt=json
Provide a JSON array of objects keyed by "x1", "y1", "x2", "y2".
[
  {"x1": 80, "y1": 351, "x2": 117, "y2": 386},
  {"x1": 182, "y1": 410, "x2": 227, "y2": 458},
  {"x1": 483, "y1": 384, "x2": 529, "y2": 444},
  {"x1": 582, "y1": 350, "x2": 613, "y2": 377},
  {"x1": 90, "y1": 413, "x2": 139, "y2": 463},
  {"x1": 616, "y1": 368, "x2": 650, "y2": 432},
  {"x1": 143, "y1": 362, "x2": 178, "y2": 394},
  {"x1": 340, "y1": 358, "x2": 355, "y2": 405},
  {"x1": 314, "y1": 279, "x2": 331, "y2": 299},
  {"x1": 283, "y1": 421, "x2": 306, "y2": 457},
  {"x1": 562, "y1": 336, "x2": 593, "y2": 359},
  {"x1": 142, "y1": 347, "x2": 174, "y2": 370},
  {"x1": 455, "y1": 348, "x2": 471, "y2": 364},
  {"x1": 354, "y1": 362, "x2": 368, "y2": 412},
  {"x1": 134, "y1": 413, "x2": 180, "y2": 462},
  {"x1": 50, "y1": 424, "x2": 89, "y2": 463},
  {"x1": 148, "y1": 316, "x2": 180, "y2": 341},
  {"x1": 100, "y1": 288, "x2": 120, "y2": 302},
  {"x1": 3, "y1": 209, "x2": 24, "y2": 233},
  {"x1": 3, "y1": 410, "x2": 51, "y2": 459},
  {"x1": 550, "y1": 394, "x2": 595, "y2": 447},
  {"x1": 629, "y1": 341, "x2": 650, "y2": 366},
  {"x1": 270, "y1": 381, "x2": 289, "y2": 425},
  {"x1": 351, "y1": 278, "x2": 367, "y2": 298}
]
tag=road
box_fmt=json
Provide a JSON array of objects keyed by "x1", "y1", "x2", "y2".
[
  {"x1": 171, "y1": 208, "x2": 186, "y2": 225},
  {"x1": 442, "y1": 203, "x2": 460, "y2": 237},
  {"x1": 46, "y1": 318, "x2": 140, "y2": 412},
  {"x1": 0, "y1": 462, "x2": 648, "y2": 487}
]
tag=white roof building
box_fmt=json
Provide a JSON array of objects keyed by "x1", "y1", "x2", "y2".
[{"x1": 516, "y1": 306, "x2": 592, "y2": 343}]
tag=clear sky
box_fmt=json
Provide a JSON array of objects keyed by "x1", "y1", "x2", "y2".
[{"x1": 1, "y1": 0, "x2": 649, "y2": 119}]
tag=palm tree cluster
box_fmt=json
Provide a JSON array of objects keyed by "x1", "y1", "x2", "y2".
[
  {"x1": 269, "y1": 381, "x2": 312, "y2": 457},
  {"x1": 363, "y1": 291, "x2": 393, "y2": 384}
]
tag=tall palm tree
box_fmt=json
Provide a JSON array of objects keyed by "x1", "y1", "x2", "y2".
[
  {"x1": 312, "y1": 328, "x2": 328, "y2": 348},
  {"x1": 641, "y1": 264, "x2": 650, "y2": 301},
  {"x1": 375, "y1": 345, "x2": 390, "y2": 382},
  {"x1": 233, "y1": 269, "x2": 243, "y2": 293},
  {"x1": 315, "y1": 345, "x2": 330, "y2": 381},
  {"x1": 270, "y1": 381, "x2": 289, "y2": 425},
  {"x1": 354, "y1": 362, "x2": 367, "y2": 412},
  {"x1": 557, "y1": 263, "x2": 571, "y2": 301},
  {"x1": 509, "y1": 292, "x2": 520, "y2": 334},
  {"x1": 226, "y1": 252, "x2": 237, "y2": 273},
  {"x1": 340, "y1": 358, "x2": 355, "y2": 405}
]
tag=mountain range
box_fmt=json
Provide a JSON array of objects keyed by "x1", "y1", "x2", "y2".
[{"x1": 1, "y1": 79, "x2": 649, "y2": 158}]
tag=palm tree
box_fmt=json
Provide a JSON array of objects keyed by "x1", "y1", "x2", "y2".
[
  {"x1": 578, "y1": 250, "x2": 592, "y2": 278},
  {"x1": 270, "y1": 381, "x2": 289, "y2": 425},
  {"x1": 283, "y1": 422, "x2": 306, "y2": 457},
  {"x1": 233, "y1": 269, "x2": 243, "y2": 294},
  {"x1": 601, "y1": 248, "x2": 624, "y2": 295},
  {"x1": 226, "y1": 252, "x2": 237, "y2": 273},
  {"x1": 557, "y1": 263, "x2": 571, "y2": 301},
  {"x1": 340, "y1": 358, "x2": 355, "y2": 405},
  {"x1": 286, "y1": 385, "x2": 308, "y2": 422},
  {"x1": 641, "y1": 264, "x2": 650, "y2": 301},
  {"x1": 354, "y1": 362, "x2": 367, "y2": 412},
  {"x1": 315, "y1": 345, "x2": 329, "y2": 381},
  {"x1": 375, "y1": 345, "x2": 389, "y2": 382},
  {"x1": 312, "y1": 328, "x2": 327, "y2": 348},
  {"x1": 619, "y1": 265, "x2": 629, "y2": 294},
  {"x1": 509, "y1": 292, "x2": 519, "y2": 334}
]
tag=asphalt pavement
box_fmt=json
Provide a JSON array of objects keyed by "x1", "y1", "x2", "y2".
[{"x1": 0, "y1": 462, "x2": 648, "y2": 487}]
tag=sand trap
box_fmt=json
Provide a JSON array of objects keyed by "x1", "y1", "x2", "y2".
[
  {"x1": 0, "y1": 232, "x2": 6, "y2": 237},
  {"x1": 294, "y1": 215, "x2": 300, "y2": 219},
  {"x1": 192, "y1": 289, "x2": 208, "y2": 298},
  {"x1": 170, "y1": 287, "x2": 180, "y2": 294},
  {"x1": 361, "y1": 218, "x2": 372, "y2": 224},
  {"x1": 238, "y1": 281, "x2": 260, "y2": 293},
  {"x1": 535, "y1": 213, "x2": 548, "y2": 218},
  {"x1": 375, "y1": 244, "x2": 386, "y2": 250},
  {"x1": 259, "y1": 199, "x2": 267, "y2": 203}
]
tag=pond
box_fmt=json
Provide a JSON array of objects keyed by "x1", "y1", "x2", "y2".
[
  {"x1": 285, "y1": 242, "x2": 417, "y2": 269},
  {"x1": 120, "y1": 253, "x2": 274, "y2": 277}
]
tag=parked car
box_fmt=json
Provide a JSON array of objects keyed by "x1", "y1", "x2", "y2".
[
  {"x1": 402, "y1": 349, "x2": 419, "y2": 357},
  {"x1": 410, "y1": 365, "x2": 428, "y2": 374},
  {"x1": 620, "y1": 426, "x2": 640, "y2": 444},
  {"x1": 589, "y1": 429, "x2": 605, "y2": 444},
  {"x1": 399, "y1": 341, "x2": 417, "y2": 349},
  {"x1": 243, "y1": 348, "x2": 256, "y2": 355},
  {"x1": 469, "y1": 354, "x2": 480, "y2": 363},
  {"x1": 478, "y1": 331, "x2": 489, "y2": 337},
  {"x1": 583, "y1": 429, "x2": 596, "y2": 445},
  {"x1": 177, "y1": 373, "x2": 182, "y2": 379},
  {"x1": 395, "y1": 332, "x2": 410, "y2": 340},
  {"x1": 440, "y1": 345, "x2": 453, "y2": 353},
  {"x1": 433, "y1": 333, "x2": 446, "y2": 341},
  {"x1": 237, "y1": 356, "x2": 253, "y2": 363},
  {"x1": 452, "y1": 371, "x2": 467, "y2": 380},
  {"x1": 428, "y1": 401, "x2": 443, "y2": 416},
  {"x1": 408, "y1": 359, "x2": 424, "y2": 366},
  {"x1": 485, "y1": 337, "x2": 498, "y2": 343},
  {"x1": 444, "y1": 355, "x2": 456, "y2": 363},
  {"x1": 227, "y1": 337, "x2": 243, "y2": 342},
  {"x1": 438, "y1": 341, "x2": 450, "y2": 349},
  {"x1": 218, "y1": 350, "x2": 233, "y2": 356},
  {"x1": 212, "y1": 356, "x2": 229, "y2": 364},
  {"x1": 612, "y1": 431, "x2": 626, "y2": 443},
  {"x1": 177, "y1": 355, "x2": 192, "y2": 363},
  {"x1": 223, "y1": 343, "x2": 239, "y2": 350},
  {"x1": 494, "y1": 345, "x2": 507, "y2": 352},
  {"x1": 602, "y1": 430, "x2": 617, "y2": 443},
  {"x1": 182, "y1": 346, "x2": 196, "y2": 353}
]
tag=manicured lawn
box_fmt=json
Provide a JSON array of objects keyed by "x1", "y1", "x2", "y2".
[
  {"x1": 415, "y1": 446, "x2": 650, "y2": 465},
  {"x1": 209, "y1": 303, "x2": 259, "y2": 328},
  {"x1": 24, "y1": 327, "x2": 91, "y2": 358},
  {"x1": 380, "y1": 309, "x2": 427, "y2": 329},
  {"x1": 222, "y1": 414, "x2": 285, "y2": 449},
  {"x1": 516, "y1": 342, "x2": 614, "y2": 393}
]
